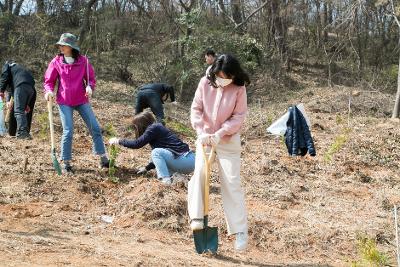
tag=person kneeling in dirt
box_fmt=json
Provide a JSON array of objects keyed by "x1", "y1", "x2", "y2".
[
  {"x1": 108, "y1": 111, "x2": 195, "y2": 185},
  {"x1": 0, "y1": 61, "x2": 36, "y2": 139},
  {"x1": 135, "y1": 83, "x2": 176, "y2": 125},
  {"x1": 43, "y1": 33, "x2": 110, "y2": 174},
  {"x1": 189, "y1": 54, "x2": 250, "y2": 251}
]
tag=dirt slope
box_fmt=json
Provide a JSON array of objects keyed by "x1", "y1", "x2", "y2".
[{"x1": 0, "y1": 80, "x2": 399, "y2": 266}]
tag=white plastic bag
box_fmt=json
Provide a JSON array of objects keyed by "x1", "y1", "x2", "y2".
[
  {"x1": 267, "y1": 103, "x2": 311, "y2": 136},
  {"x1": 0, "y1": 96, "x2": 6, "y2": 136}
]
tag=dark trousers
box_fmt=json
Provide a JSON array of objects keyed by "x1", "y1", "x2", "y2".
[
  {"x1": 135, "y1": 91, "x2": 165, "y2": 124},
  {"x1": 9, "y1": 84, "x2": 36, "y2": 136}
]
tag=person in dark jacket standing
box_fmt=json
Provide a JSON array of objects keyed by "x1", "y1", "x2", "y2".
[
  {"x1": 135, "y1": 83, "x2": 176, "y2": 124},
  {"x1": 0, "y1": 61, "x2": 36, "y2": 139},
  {"x1": 108, "y1": 111, "x2": 195, "y2": 185}
]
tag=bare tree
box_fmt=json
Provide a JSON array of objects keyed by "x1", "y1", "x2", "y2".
[
  {"x1": 79, "y1": 0, "x2": 99, "y2": 47},
  {"x1": 388, "y1": 0, "x2": 400, "y2": 118},
  {"x1": 231, "y1": 0, "x2": 242, "y2": 25},
  {"x1": 36, "y1": 0, "x2": 45, "y2": 14},
  {"x1": 13, "y1": 0, "x2": 24, "y2": 16}
]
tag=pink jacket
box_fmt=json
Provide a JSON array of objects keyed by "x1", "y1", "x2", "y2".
[
  {"x1": 43, "y1": 55, "x2": 96, "y2": 106},
  {"x1": 191, "y1": 76, "x2": 247, "y2": 142}
]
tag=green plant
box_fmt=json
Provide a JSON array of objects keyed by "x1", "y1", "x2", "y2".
[
  {"x1": 350, "y1": 234, "x2": 391, "y2": 267},
  {"x1": 105, "y1": 123, "x2": 119, "y2": 182},
  {"x1": 336, "y1": 114, "x2": 344, "y2": 125},
  {"x1": 324, "y1": 131, "x2": 349, "y2": 162}
]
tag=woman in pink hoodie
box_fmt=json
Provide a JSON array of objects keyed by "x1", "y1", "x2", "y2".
[
  {"x1": 189, "y1": 54, "x2": 250, "y2": 251},
  {"x1": 44, "y1": 33, "x2": 109, "y2": 174}
]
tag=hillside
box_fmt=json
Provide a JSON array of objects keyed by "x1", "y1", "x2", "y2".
[{"x1": 0, "y1": 76, "x2": 399, "y2": 266}]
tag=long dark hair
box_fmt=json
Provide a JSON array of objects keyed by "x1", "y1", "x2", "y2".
[
  {"x1": 132, "y1": 111, "x2": 156, "y2": 138},
  {"x1": 71, "y1": 49, "x2": 80, "y2": 59},
  {"x1": 208, "y1": 54, "x2": 250, "y2": 87},
  {"x1": 59, "y1": 48, "x2": 80, "y2": 60}
]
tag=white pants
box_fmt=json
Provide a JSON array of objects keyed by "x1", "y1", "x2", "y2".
[{"x1": 187, "y1": 134, "x2": 248, "y2": 235}]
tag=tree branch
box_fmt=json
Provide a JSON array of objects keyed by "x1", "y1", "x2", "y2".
[
  {"x1": 235, "y1": 1, "x2": 269, "y2": 30},
  {"x1": 389, "y1": 0, "x2": 400, "y2": 28},
  {"x1": 217, "y1": 2, "x2": 237, "y2": 26},
  {"x1": 218, "y1": 1, "x2": 269, "y2": 30}
]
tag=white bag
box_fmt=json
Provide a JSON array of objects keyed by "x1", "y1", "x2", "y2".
[
  {"x1": 0, "y1": 96, "x2": 6, "y2": 136},
  {"x1": 267, "y1": 103, "x2": 311, "y2": 136}
]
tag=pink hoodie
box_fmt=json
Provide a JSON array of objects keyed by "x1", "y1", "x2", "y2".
[
  {"x1": 191, "y1": 76, "x2": 247, "y2": 142},
  {"x1": 43, "y1": 55, "x2": 96, "y2": 106}
]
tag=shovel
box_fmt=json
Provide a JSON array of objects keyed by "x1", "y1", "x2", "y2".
[
  {"x1": 193, "y1": 145, "x2": 218, "y2": 254},
  {"x1": 47, "y1": 97, "x2": 62, "y2": 175}
]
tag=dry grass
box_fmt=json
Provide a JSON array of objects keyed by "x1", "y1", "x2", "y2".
[{"x1": 0, "y1": 79, "x2": 399, "y2": 265}]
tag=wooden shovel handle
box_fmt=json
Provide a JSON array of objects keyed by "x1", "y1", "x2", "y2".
[
  {"x1": 202, "y1": 145, "x2": 215, "y2": 216},
  {"x1": 47, "y1": 98, "x2": 56, "y2": 150}
]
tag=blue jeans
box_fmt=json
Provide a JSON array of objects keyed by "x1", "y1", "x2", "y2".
[
  {"x1": 151, "y1": 148, "x2": 195, "y2": 178},
  {"x1": 58, "y1": 103, "x2": 106, "y2": 161}
]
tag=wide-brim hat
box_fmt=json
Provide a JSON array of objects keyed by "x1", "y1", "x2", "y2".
[{"x1": 56, "y1": 33, "x2": 80, "y2": 52}]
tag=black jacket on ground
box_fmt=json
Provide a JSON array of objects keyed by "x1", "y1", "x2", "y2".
[
  {"x1": 138, "y1": 83, "x2": 175, "y2": 103},
  {"x1": 0, "y1": 62, "x2": 35, "y2": 101},
  {"x1": 284, "y1": 106, "x2": 316, "y2": 157}
]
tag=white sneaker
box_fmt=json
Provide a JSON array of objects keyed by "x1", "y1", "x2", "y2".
[
  {"x1": 234, "y1": 232, "x2": 248, "y2": 251},
  {"x1": 190, "y1": 219, "x2": 204, "y2": 230},
  {"x1": 161, "y1": 177, "x2": 172, "y2": 186}
]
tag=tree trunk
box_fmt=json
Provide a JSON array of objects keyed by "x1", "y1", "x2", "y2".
[
  {"x1": 315, "y1": 0, "x2": 321, "y2": 48},
  {"x1": 323, "y1": 2, "x2": 328, "y2": 43},
  {"x1": 114, "y1": 0, "x2": 120, "y2": 17},
  {"x1": 7, "y1": 0, "x2": 14, "y2": 14},
  {"x1": 231, "y1": 0, "x2": 242, "y2": 25},
  {"x1": 79, "y1": 0, "x2": 98, "y2": 47},
  {"x1": 36, "y1": 0, "x2": 45, "y2": 14},
  {"x1": 271, "y1": 0, "x2": 288, "y2": 68},
  {"x1": 393, "y1": 54, "x2": 400, "y2": 118},
  {"x1": 13, "y1": 0, "x2": 24, "y2": 16}
]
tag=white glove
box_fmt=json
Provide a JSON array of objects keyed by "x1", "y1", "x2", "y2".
[
  {"x1": 45, "y1": 91, "x2": 54, "y2": 101},
  {"x1": 108, "y1": 137, "x2": 120, "y2": 145},
  {"x1": 196, "y1": 134, "x2": 211, "y2": 145},
  {"x1": 171, "y1": 101, "x2": 178, "y2": 105},
  {"x1": 137, "y1": 167, "x2": 147, "y2": 175},
  {"x1": 210, "y1": 134, "x2": 221, "y2": 146},
  {"x1": 85, "y1": 85, "x2": 92, "y2": 97}
]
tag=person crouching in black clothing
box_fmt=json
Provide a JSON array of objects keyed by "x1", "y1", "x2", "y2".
[{"x1": 0, "y1": 61, "x2": 36, "y2": 139}]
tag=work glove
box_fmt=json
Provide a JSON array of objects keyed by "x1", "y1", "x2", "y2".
[
  {"x1": 137, "y1": 166, "x2": 147, "y2": 175},
  {"x1": 85, "y1": 85, "x2": 92, "y2": 97},
  {"x1": 45, "y1": 91, "x2": 54, "y2": 101},
  {"x1": 108, "y1": 137, "x2": 120, "y2": 145},
  {"x1": 25, "y1": 106, "x2": 31, "y2": 114},
  {"x1": 0, "y1": 92, "x2": 4, "y2": 98},
  {"x1": 196, "y1": 133, "x2": 211, "y2": 145},
  {"x1": 210, "y1": 134, "x2": 221, "y2": 146},
  {"x1": 171, "y1": 101, "x2": 178, "y2": 105}
]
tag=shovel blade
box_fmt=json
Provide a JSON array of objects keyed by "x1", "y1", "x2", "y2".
[
  {"x1": 51, "y1": 149, "x2": 62, "y2": 175},
  {"x1": 193, "y1": 226, "x2": 218, "y2": 254}
]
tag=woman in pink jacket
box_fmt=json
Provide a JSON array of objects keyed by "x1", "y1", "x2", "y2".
[
  {"x1": 44, "y1": 33, "x2": 109, "y2": 174},
  {"x1": 189, "y1": 54, "x2": 250, "y2": 251}
]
